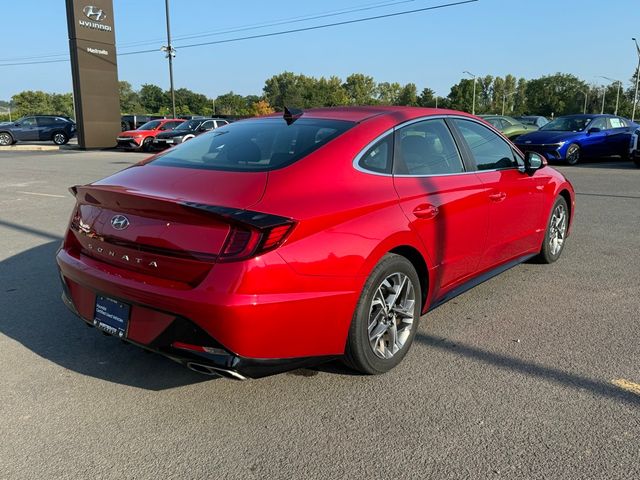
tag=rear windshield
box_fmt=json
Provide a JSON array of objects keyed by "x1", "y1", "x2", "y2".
[{"x1": 151, "y1": 118, "x2": 354, "y2": 171}]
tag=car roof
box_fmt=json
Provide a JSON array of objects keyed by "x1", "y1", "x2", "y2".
[{"x1": 264, "y1": 106, "x2": 473, "y2": 123}]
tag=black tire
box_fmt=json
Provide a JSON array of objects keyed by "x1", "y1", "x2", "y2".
[
  {"x1": 52, "y1": 132, "x2": 69, "y2": 145},
  {"x1": 565, "y1": 143, "x2": 580, "y2": 165},
  {"x1": 141, "y1": 137, "x2": 153, "y2": 152},
  {"x1": 0, "y1": 131, "x2": 14, "y2": 146},
  {"x1": 344, "y1": 253, "x2": 421, "y2": 375},
  {"x1": 535, "y1": 196, "x2": 569, "y2": 264}
]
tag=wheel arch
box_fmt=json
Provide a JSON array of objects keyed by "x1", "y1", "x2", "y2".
[{"x1": 389, "y1": 245, "x2": 429, "y2": 312}]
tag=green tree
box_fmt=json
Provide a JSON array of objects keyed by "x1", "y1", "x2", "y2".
[
  {"x1": 396, "y1": 83, "x2": 418, "y2": 106},
  {"x1": 343, "y1": 73, "x2": 376, "y2": 105},
  {"x1": 119, "y1": 81, "x2": 140, "y2": 113},
  {"x1": 513, "y1": 77, "x2": 528, "y2": 115},
  {"x1": 50, "y1": 93, "x2": 74, "y2": 117},
  {"x1": 11, "y1": 90, "x2": 51, "y2": 116},
  {"x1": 447, "y1": 78, "x2": 476, "y2": 112},
  {"x1": 173, "y1": 88, "x2": 208, "y2": 115},
  {"x1": 263, "y1": 72, "x2": 309, "y2": 110},
  {"x1": 417, "y1": 87, "x2": 436, "y2": 107},
  {"x1": 377, "y1": 82, "x2": 401, "y2": 105},
  {"x1": 525, "y1": 73, "x2": 587, "y2": 116},
  {"x1": 214, "y1": 91, "x2": 250, "y2": 116},
  {"x1": 139, "y1": 84, "x2": 166, "y2": 113}
]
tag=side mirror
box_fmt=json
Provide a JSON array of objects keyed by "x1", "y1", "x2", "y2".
[
  {"x1": 524, "y1": 151, "x2": 545, "y2": 173},
  {"x1": 587, "y1": 127, "x2": 601, "y2": 134}
]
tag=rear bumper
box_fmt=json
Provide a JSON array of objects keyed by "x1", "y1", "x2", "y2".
[{"x1": 56, "y1": 247, "x2": 360, "y2": 377}]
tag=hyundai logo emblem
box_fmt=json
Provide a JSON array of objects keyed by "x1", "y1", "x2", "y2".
[
  {"x1": 110, "y1": 215, "x2": 130, "y2": 230},
  {"x1": 83, "y1": 5, "x2": 106, "y2": 21}
]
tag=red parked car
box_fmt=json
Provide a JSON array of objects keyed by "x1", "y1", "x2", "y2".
[
  {"x1": 116, "y1": 118, "x2": 183, "y2": 151},
  {"x1": 57, "y1": 107, "x2": 575, "y2": 379}
]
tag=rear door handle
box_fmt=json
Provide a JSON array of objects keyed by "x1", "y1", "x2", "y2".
[
  {"x1": 489, "y1": 192, "x2": 507, "y2": 202},
  {"x1": 412, "y1": 204, "x2": 439, "y2": 219}
]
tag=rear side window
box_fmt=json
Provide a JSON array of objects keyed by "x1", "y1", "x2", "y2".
[
  {"x1": 151, "y1": 118, "x2": 354, "y2": 171},
  {"x1": 358, "y1": 135, "x2": 392, "y2": 174},
  {"x1": 394, "y1": 119, "x2": 464, "y2": 175},
  {"x1": 452, "y1": 119, "x2": 517, "y2": 171}
]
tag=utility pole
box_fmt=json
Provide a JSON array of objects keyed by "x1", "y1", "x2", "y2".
[
  {"x1": 632, "y1": 38, "x2": 640, "y2": 122},
  {"x1": 600, "y1": 86, "x2": 606, "y2": 114},
  {"x1": 162, "y1": 0, "x2": 176, "y2": 119},
  {"x1": 580, "y1": 90, "x2": 588, "y2": 114},
  {"x1": 463, "y1": 71, "x2": 477, "y2": 115},
  {"x1": 435, "y1": 96, "x2": 438, "y2": 108}
]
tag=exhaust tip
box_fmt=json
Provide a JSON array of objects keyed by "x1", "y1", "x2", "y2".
[{"x1": 186, "y1": 362, "x2": 247, "y2": 381}]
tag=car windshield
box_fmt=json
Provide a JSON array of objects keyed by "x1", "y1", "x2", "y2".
[
  {"x1": 151, "y1": 117, "x2": 354, "y2": 172},
  {"x1": 176, "y1": 119, "x2": 201, "y2": 130},
  {"x1": 541, "y1": 117, "x2": 591, "y2": 132},
  {"x1": 136, "y1": 120, "x2": 162, "y2": 130}
]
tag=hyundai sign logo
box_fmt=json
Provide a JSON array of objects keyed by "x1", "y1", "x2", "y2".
[
  {"x1": 110, "y1": 215, "x2": 130, "y2": 231},
  {"x1": 78, "y1": 5, "x2": 112, "y2": 32},
  {"x1": 83, "y1": 5, "x2": 106, "y2": 21}
]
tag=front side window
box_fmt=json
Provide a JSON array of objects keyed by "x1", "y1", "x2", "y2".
[
  {"x1": 19, "y1": 117, "x2": 36, "y2": 127},
  {"x1": 394, "y1": 119, "x2": 464, "y2": 175},
  {"x1": 151, "y1": 118, "x2": 354, "y2": 172},
  {"x1": 452, "y1": 119, "x2": 517, "y2": 171},
  {"x1": 200, "y1": 120, "x2": 215, "y2": 131}
]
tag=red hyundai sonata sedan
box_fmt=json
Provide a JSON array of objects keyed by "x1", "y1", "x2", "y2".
[{"x1": 57, "y1": 106, "x2": 575, "y2": 379}]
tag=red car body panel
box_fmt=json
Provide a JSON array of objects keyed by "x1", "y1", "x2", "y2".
[{"x1": 57, "y1": 106, "x2": 575, "y2": 378}]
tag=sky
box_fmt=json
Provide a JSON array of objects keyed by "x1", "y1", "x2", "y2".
[{"x1": 0, "y1": 0, "x2": 638, "y2": 101}]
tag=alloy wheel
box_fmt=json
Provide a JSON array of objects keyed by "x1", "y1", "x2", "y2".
[
  {"x1": 566, "y1": 144, "x2": 580, "y2": 165},
  {"x1": 53, "y1": 133, "x2": 67, "y2": 145},
  {"x1": 549, "y1": 204, "x2": 567, "y2": 256},
  {"x1": 367, "y1": 272, "x2": 416, "y2": 359},
  {"x1": 0, "y1": 133, "x2": 12, "y2": 146}
]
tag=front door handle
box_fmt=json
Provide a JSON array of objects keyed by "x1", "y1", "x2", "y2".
[
  {"x1": 489, "y1": 191, "x2": 507, "y2": 202},
  {"x1": 413, "y1": 204, "x2": 439, "y2": 219}
]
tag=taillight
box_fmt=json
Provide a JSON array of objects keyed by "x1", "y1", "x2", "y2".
[
  {"x1": 220, "y1": 222, "x2": 295, "y2": 262},
  {"x1": 180, "y1": 201, "x2": 297, "y2": 262}
]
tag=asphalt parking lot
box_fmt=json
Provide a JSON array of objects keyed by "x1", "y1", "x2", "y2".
[{"x1": 1, "y1": 150, "x2": 639, "y2": 479}]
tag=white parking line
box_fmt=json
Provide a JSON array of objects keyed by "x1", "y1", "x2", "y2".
[{"x1": 17, "y1": 191, "x2": 66, "y2": 198}]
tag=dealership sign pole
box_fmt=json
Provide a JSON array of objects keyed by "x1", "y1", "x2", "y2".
[{"x1": 66, "y1": 0, "x2": 121, "y2": 148}]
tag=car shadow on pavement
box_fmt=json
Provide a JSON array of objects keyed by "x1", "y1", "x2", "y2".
[
  {"x1": 414, "y1": 333, "x2": 640, "y2": 407},
  {"x1": 0, "y1": 240, "x2": 212, "y2": 391}
]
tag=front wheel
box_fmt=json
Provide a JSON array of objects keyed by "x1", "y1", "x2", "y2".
[
  {"x1": 141, "y1": 137, "x2": 153, "y2": 152},
  {"x1": 565, "y1": 143, "x2": 580, "y2": 165},
  {"x1": 52, "y1": 132, "x2": 69, "y2": 145},
  {"x1": 536, "y1": 196, "x2": 569, "y2": 264},
  {"x1": 344, "y1": 253, "x2": 421, "y2": 374}
]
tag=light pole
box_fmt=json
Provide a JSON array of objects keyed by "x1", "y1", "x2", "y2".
[
  {"x1": 162, "y1": 0, "x2": 177, "y2": 119},
  {"x1": 435, "y1": 96, "x2": 438, "y2": 108},
  {"x1": 463, "y1": 71, "x2": 477, "y2": 115},
  {"x1": 632, "y1": 38, "x2": 640, "y2": 122},
  {"x1": 580, "y1": 90, "x2": 588, "y2": 114},
  {"x1": 502, "y1": 91, "x2": 516, "y2": 116},
  {"x1": 600, "y1": 85, "x2": 606, "y2": 114},
  {"x1": 599, "y1": 76, "x2": 622, "y2": 115}
]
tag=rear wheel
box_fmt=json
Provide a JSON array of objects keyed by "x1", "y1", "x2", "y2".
[
  {"x1": 52, "y1": 132, "x2": 68, "y2": 145},
  {"x1": 344, "y1": 253, "x2": 421, "y2": 374},
  {"x1": 0, "y1": 132, "x2": 13, "y2": 146},
  {"x1": 565, "y1": 143, "x2": 580, "y2": 165},
  {"x1": 536, "y1": 196, "x2": 569, "y2": 264}
]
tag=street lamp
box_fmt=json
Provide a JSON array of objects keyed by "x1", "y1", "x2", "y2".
[
  {"x1": 463, "y1": 71, "x2": 477, "y2": 115},
  {"x1": 599, "y1": 85, "x2": 606, "y2": 114},
  {"x1": 502, "y1": 90, "x2": 516, "y2": 116},
  {"x1": 599, "y1": 75, "x2": 622, "y2": 115},
  {"x1": 632, "y1": 38, "x2": 640, "y2": 122},
  {"x1": 579, "y1": 90, "x2": 588, "y2": 114}
]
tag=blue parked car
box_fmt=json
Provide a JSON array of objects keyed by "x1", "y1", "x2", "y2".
[
  {"x1": 0, "y1": 115, "x2": 76, "y2": 146},
  {"x1": 630, "y1": 127, "x2": 640, "y2": 168},
  {"x1": 514, "y1": 114, "x2": 638, "y2": 165}
]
